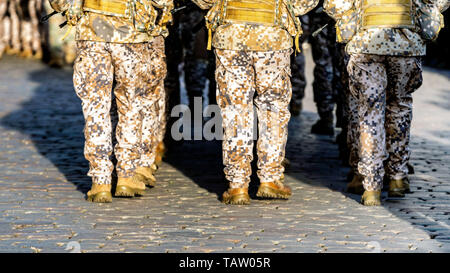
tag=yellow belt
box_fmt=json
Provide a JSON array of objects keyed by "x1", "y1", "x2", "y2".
[
  {"x1": 362, "y1": 0, "x2": 414, "y2": 28},
  {"x1": 225, "y1": 1, "x2": 276, "y2": 25},
  {"x1": 83, "y1": 0, "x2": 128, "y2": 16}
]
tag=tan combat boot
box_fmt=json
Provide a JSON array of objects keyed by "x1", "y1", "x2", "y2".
[
  {"x1": 155, "y1": 142, "x2": 166, "y2": 166},
  {"x1": 32, "y1": 50, "x2": 43, "y2": 60},
  {"x1": 388, "y1": 177, "x2": 411, "y2": 197},
  {"x1": 87, "y1": 184, "x2": 112, "y2": 203},
  {"x1": 115, "y1": 176, "x2": 146, "y2": 197},
  {"x1": 361, "y1": 190, "x2": 381, "y2": 206},
  {"x1": 135, "y1": 166, "x2": 156, "y2": 187},
  {"x1": 222, "y1": 188, "x2": 250, "y2": 205},
  {"x1": 257, "y1": 181, "x2": 292, "y2": 199},
  {"x1": 19, "y1": 48, "x2": 33, "y2": 59},
  {"x1": 346, "y1": 173, "x2": 364, "y2": 195}
]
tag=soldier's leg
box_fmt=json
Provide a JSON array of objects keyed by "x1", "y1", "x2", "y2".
[
  {"x1": 290, "y1": 51, "x2": 306, "y2": 116},
  {"x1": 309, "y1": 25, "x2": 335, "y2": 135},
  {"x1": 215, "y1": 49, "x2": 254, "y2": 204},
  {"x1": 0, "y1": 0, "x2": 7, "y2": 58},
  {"x1": 29, "y1": 0, "x2": 42, "y2": 59},
  {"x1": 137, "y1": 37, "x2": 167, "y2": 185},
  {"x1": 348, "y1": 54, "x2": 388, "y2": 205},
  {"x1": 110, "y1": 43, "x2": 148, "y2": 197},
  {"x1": 20, "y1": 20, "x2": 33, "y2": 58},
  {"x1": 181, "y1": 10, "x2": 208, "y2": 109},
  {"x1": 8, "y1": 0, "x2": 21, "y2": 54},
  {"x1": 384, "y1": 56, "x2": 422, "y2": 197},
  {"x1": 73, "y1": 41, "x2": 114, "y2": 202},
  {"x1": 2, "y1": 13, "x2": 10, "y2": 54},
  {"x1": 345, "y1": 85, "x2": 365, "y2": 193},
  {"x1": 254, "y1": 49, "x2": 292, "y2": 199}
]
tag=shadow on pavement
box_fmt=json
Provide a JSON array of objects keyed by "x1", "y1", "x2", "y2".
[{"x1": 0, "y1": 67, "x2": 91, "y2": 194}]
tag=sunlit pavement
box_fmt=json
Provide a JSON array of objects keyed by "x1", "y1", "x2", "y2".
[{"x1": 0, "y1": 51, "x2": 449, "y2": 253}]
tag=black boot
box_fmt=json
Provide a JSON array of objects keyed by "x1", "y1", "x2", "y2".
[{"x1": 311, "y1": 112, "x2": 334, "y2": 136}]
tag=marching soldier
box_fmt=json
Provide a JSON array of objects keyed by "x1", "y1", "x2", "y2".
[
  {"x1": 192, "y1": 0, "x2": 319, "y2": 205},
  {"x1": 19, "y1": 0, "x2": 43, "y2": 59},
  {"x1": 48, "y1": 0, "x2": 173, "y2": 203},
  {"x1": 325, "y1": 0, "x2": 449, "y2": 205},
  {"x1": 180, "y1": 4, "x2": 210, "y2": 109},
  {"x1": 308, "y1": 3, "x2": 337, "y2": 136}
]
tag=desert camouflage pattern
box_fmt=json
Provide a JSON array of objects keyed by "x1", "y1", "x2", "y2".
[
  {"x1": 192, "y1": 0, "x2": 319, "y2": 51},
  {"x1": 73, "y1": 41, "x2": 159, "y2": 184},
  {"x1": 215, "y1": 48, "x2": 292, "y2": 188},
  {"x1": 49, "y1": 0, "x2": 173, "y2": 43},
  {"x1": 139, "y1": 36, "x2": 167, "y2": 168},
  {"x1": 347, "y1": 80, "x2": 359, "y2": 171},
  {"x1": 324, "y1": 0, "x2": 450, "y2": 56},
  {"x1": 8, "y1": 0, "x2": 20, "y2": 54},
  {"x1": 0, "y1": 0, "x2": 7, "y2": 57},
  {"x1": 347, "y1": 54, "x2": 423, "y2": 190}
]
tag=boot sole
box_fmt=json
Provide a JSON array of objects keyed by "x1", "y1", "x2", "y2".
[
  {"x1": 87, "y1": 191, "x2": 112, "y2": 203},
  {"x1": 114, "y1": 185, "x2": 144, "y2": 197},
  {"x1": 256, "y1": 186, "x2": 291, "y2": 199},
  {"x1": 222, "y1": 194, "x2": 250, "y2": 205}
]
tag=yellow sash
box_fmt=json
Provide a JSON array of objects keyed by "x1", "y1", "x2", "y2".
[
  {"x1": 224, "y1": 0, "x2": 276, "y2": 25},
  {"x1": 83, "y1": 0, "x2": 128, "y2": 17},
  {"x1": 361, "y1": 0, "x2": 414, "y2": 28}
]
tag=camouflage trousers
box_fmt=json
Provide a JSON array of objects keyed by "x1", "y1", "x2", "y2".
[
  {"x1": 0, "y1": 0, "x2": 7, "y2": 56},
  {"x1": 8, "y1": 0, "x2": 21, "y2": 53},
  {"x1": 140, "y1": 36, "x2": 167, "y2": 168},
  {"x1": 215, "y1": 49, "x2": 292, "y2": 188},
  {"x1": 347, "y1": 54, "x2": 423, "y2": 190},
  {"x1": 74, "y1": 39, "x2": 165, "y2": 185}
]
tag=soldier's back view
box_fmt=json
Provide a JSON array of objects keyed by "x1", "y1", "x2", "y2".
[
  {"x1": 325, "y1": 0, "x2": 449, "y2": 205},
  {"x1": 48, "y1": 0, "x2": 173, "y2": 202},
  {"x1": 192, "y1": 0, "x2": 319, "y2": 204}
]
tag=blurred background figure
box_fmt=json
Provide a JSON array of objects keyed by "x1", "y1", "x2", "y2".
[
  {"x1": 0, "y1": 0, "x2": 7, "y2": 58},
  {"x1": 0, "y1": 0, "x2": 76, "y2": 66},
  {"x1": 18, "y1": 0, "x2": 43, "y2": 59},
  {"x1": 43, "y1": 0, "x2": 76, "y2": 67},
  {"x1": 180, "y1": 3, "x2": 216, "y2": 109},
  {"x1": 307, "y1": 3, "x2": 337, "y2": 136},
  {"x1": 289, "y1": 15, "x2": 309, "y2": 117},
  {"x1": 7, "y1": 0, "x2": 21, "y2": 55}
]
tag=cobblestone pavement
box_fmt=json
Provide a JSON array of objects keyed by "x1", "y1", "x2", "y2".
[{"x1": 0, "y1": 51, "x2": 449, "y2": 253}]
